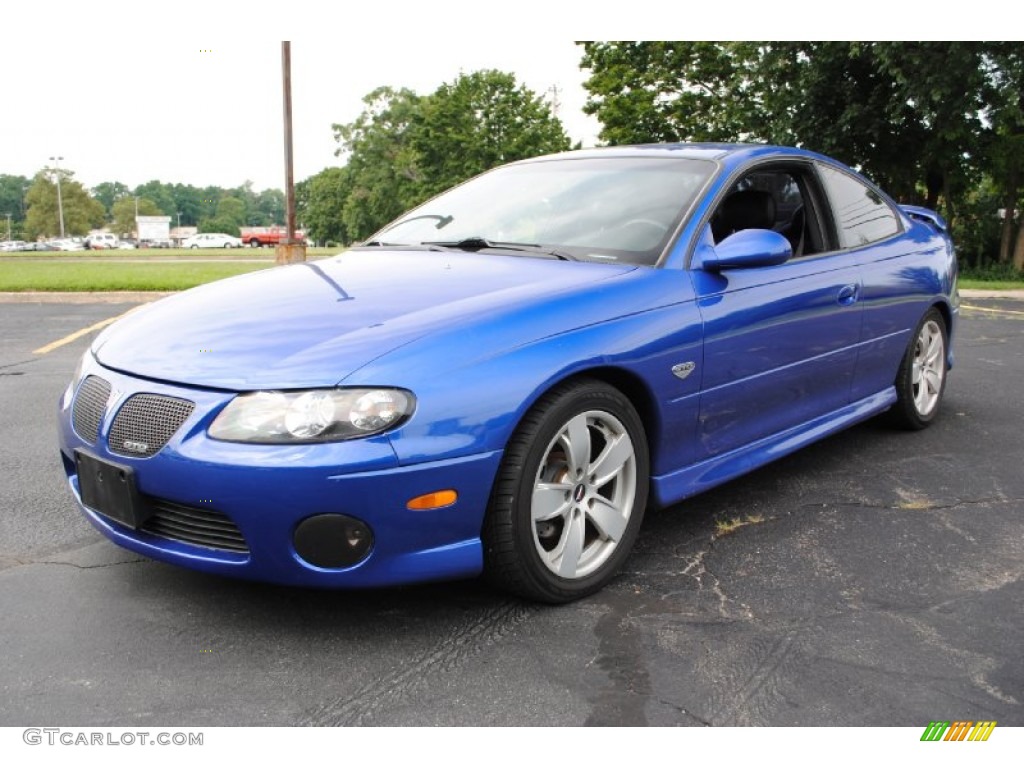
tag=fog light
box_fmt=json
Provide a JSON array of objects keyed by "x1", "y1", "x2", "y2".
[
  {"x1": 406, "y1": 490, "x2": 458, "y2": 510},
  {"x1": 293, "y1": 514, "x2": 373, "y2": 568}
]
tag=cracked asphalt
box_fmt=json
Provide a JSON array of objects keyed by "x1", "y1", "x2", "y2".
[{"x1": 0, "y1": 295, "x2": 1021, "y2": 726}]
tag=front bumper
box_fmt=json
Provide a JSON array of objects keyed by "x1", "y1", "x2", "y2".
[{"x1": 57, "y1": 358, "x2": 502, "y2": 588}]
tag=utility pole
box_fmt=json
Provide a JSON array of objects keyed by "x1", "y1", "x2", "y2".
[
  {"x1": 49, "y1": 156, "x2": 65, "y2": 238},
  {"x1": 547, "y1": 84, "x2": 561, "y2": 118},
  {"x1": 276, "y1": 41, "x2": 305, "y2": 264},
  {"x1": 4, "y1": 213, "x2": 10, "y2": 242}
]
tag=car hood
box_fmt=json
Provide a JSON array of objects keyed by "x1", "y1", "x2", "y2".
[{"x1": 93, "y1": 250, "x2": 637, "y2": 390}]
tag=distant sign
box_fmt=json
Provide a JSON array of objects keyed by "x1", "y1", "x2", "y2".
[{"x1": 136, "y1": 216, "x2": 171, "y2": 241}]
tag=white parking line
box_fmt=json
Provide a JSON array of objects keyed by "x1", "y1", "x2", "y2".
[{"x1": 32, "y1": 308, "x2": 139, "y2": 355}]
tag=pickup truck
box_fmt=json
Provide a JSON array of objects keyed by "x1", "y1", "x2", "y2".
[{"x1": 239, "y1": 227, "x2": 307, "y2": 248}]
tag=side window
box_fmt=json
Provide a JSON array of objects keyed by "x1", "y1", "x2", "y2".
[
  {"x1": 819, "y1": 165, "x2": 900, "y2": 248},
  {"x1": 710, "y1": 168, "x2": 823, "y2": 257}
]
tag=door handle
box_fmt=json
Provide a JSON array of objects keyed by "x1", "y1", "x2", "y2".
[{"x1": 837, "y1": 284, "x2": 859, "y2": 306}]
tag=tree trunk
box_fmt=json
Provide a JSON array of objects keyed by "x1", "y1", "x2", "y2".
[
  {"x1": 1013, "y1": 219, "x2": 1024, "y2": 272},
  {"x1": 999, "y1": 193, "x2": 1017, "y2": 264}
]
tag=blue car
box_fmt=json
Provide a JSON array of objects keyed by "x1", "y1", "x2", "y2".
[{"x1": 57, "y1": 144, "x2": 957, "y2": 603}]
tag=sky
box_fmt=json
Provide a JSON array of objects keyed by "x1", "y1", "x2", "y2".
[{"x1": 2, "y1": 2, "x2": 997, "y2": 194}]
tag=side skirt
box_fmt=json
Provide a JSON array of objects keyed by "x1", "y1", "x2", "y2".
[{"x1": 651, "y1": 388, "x2": 897, "y2": 508}]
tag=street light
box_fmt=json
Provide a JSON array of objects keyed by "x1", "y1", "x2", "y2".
[{"x1": 49, "y1": 156, "x2": 65, "y2": 238}]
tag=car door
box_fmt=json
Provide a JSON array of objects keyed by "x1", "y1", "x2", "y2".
[
  {"x1": 690, "y1": 164, "x2": 863, "y2": 459},
  {"x1": 813, "y1": 163, "x2": 929, "y2": 403}
]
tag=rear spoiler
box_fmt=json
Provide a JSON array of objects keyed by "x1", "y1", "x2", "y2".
[{"x1": 900, "y1": 205, "x2": 948, "y2": 233}]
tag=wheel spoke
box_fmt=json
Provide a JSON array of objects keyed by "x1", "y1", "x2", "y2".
[
  {"x1": 589, "y1": 434, "x2": 632, "y2": 486},
  {"x1": 925, "y1": 333, "x2": 942, "y2": 365},
  {"x1": 555, "y1": 512, "x2": 585, "y2": 578},
  {"x1": 587, "y1": 496, "x2": 628, "y2": 542},
  {"x1": 562, "y1": 414, "x2": 591, "y2": 476},
  {"x1": 923, "y1": 368, "x2": 942, "y2": 394},
  {"x1": 532, "y1": 483, "x2": 572, "y2": 523}
]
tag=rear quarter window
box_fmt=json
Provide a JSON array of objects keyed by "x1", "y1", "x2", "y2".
[{"x1": 819, "y1": 165, "x2": 900, "y2": 248}]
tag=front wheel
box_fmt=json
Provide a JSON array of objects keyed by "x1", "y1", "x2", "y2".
[
  {"x1": 889, "y1": 308, "x2": 948, "y2": 429},
  {"x1": 482, "y1": 379, "x2": 649, "y2": 603}
]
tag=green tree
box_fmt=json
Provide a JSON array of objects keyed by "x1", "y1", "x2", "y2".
[
  {"x1": 170, "y1": 183, "x2": 203, "y2": 227},
  {"x1": 215, "y1": 196, "x2": 246, "y2": 228},
  {"x1": 334, "y1": 86, "x2": 424, "y2": 240},
  {"x1": 91, "y1": 181, "x2": 131, "y2": 216},
  {"x1": 255, "y1": 188, "x2": 285, "y2": 225},
  {"x1": 0, "y1": 174, "x2": 31, "y2": 235},
  {"x1": 982, "y1": 43, "x2": 1024, "y2": 266},
  {"x1": 133, "y1": 180, "x2": 177, "y2": 217},
  {"x1": 297, "y1": 166, "x2": 352, "y2": 244},
  {"x1": 197, "y1": 217, "x2": 241, "y2": 237},
  {"x1": 411, "y1": 69, "x2": 572, "y2": 200},
  {"x1": 24, "y1": 170, "x2": 104, "y2": 239},
  {"x1": 332, "y1": 71, "x2": 571, "y2": 240},
  {"x1": 110, "y1": 196, "x2": 161, "y2": 237}
]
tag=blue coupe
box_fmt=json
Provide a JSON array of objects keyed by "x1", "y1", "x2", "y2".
[{"x1": 57, "y1": 144, "x2": 957, "y2": 602}]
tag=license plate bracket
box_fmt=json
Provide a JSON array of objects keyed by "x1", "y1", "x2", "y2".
[{"x1": 74, "y1": 450, "x2": 149, "y2": 529}]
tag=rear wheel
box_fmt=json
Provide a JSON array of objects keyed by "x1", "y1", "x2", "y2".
[
  {"x1": 482, "y1": 379, "x2": 649, "y2": 603},
  {"x1": 889, "y1": 308, "x2": 948, "y2": 429}
]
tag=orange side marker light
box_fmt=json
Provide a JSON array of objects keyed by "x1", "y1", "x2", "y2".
[{"x1": 407, "y1": 490, "x2": 458, "y2": 511}]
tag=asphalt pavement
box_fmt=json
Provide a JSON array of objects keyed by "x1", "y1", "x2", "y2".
[{"x1": 0, "y1": 294, "x2": 1021, "y2": 726}]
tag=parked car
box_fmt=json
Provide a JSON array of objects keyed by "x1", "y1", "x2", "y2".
[
  {"x1": 57, "y1": 144, "x2": 957, "y2": 602},
  {"x1": 84, "y1": 233, "x2": 119, "y2": 250},
  {"x1": 180, "y1": 233, "x2": 243, "y2": 249},
  {"x1": 0, "y1": 240, "x2": 27, "y2": 252},
  {"x1": 52, "y1": 239, "x2": 86, "y2": 252}
]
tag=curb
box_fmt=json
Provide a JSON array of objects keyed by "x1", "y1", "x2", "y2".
[{"x1": 0, "y1": 292, "x2": 174, "y2": 303}]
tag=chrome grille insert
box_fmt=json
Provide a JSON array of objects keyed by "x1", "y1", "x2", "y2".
[
  {"x1": 141, "y1": 499, "x2": 249, "y2": 553},
  {"x1": 71, "y1": 376, "x2": 111, "y2": 443},
  {"x1": 108, "y1": 394, "x2": 194, "y2": 458}
]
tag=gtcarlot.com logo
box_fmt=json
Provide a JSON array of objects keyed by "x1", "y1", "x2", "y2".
[
  {"x1": 920, "y1": 721, "x2": 997, "y2": 742},
  {"x1": 23, "y1": 729, "x2": 203, "y2": 747}
]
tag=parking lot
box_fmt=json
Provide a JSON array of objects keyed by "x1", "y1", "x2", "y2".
[{"x1": 0, "y1": 294, "x2": 1021, "y2": 726}]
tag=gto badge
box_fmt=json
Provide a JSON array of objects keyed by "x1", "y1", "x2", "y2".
[
  {"x1": 671, "y1": 362, "x2": 696, "y2": 380},
  {"x1": 122, "y1": 440, "x2": 149, "y2": 454}
]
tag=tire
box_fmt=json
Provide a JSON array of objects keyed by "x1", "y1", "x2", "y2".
[
  {"x1": 250, "y1": 240, "x2": 260, "y2": 248},
  {"x1": 482, "y1": 378, "x2": 649, "y2": 603},
  {"x1": 888, "y1": 307, "x2": 948, "y2": 429},
  {"x1": 190, "y1": 245, "x2": 198, "y2": 249}
]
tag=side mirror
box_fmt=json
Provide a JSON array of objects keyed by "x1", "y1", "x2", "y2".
[{"x1": 703, "y1": 229, "x2": 792, "y2": 271}]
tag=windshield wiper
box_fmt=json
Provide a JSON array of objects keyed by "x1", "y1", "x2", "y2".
[
  {"x1": 356, "y1": 240, "x2": 446, "y2": 251},
  {"x1": 424, "y1": 237, "x2": 575, "y2": 261}
]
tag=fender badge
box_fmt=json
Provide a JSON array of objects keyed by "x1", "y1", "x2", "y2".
[{"x1": 671, "y1": 362, "x2": 696, "y2": 380}]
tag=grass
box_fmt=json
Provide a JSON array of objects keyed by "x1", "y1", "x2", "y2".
[
  {"x1": 0, "y1": 261, "x2": 278, "y2": 291},
  {"x1": 714, "y1": 514, "x2": 765, "y2": 537},
  {"x1": 2, "y1": 246, "x2": 340, "y2": 260},
  {"x1": 959, "y1": 263, "x2": 1024, "y2": 290},
  {"x1": 960, "y1": 279, "x2": 1024, "y2": 290}
]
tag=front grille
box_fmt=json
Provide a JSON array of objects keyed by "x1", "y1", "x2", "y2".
[
  {"x1": 72, "y1": 376, "x2": 111, "y2": 443},
  {"x1": 108, "y1": 394, "x2": 195, "y2": 458},
  {"x1": 141, "y1": 499, "x2": 249, "y2": 553}
]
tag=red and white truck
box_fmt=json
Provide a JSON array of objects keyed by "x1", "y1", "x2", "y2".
[{"x1": 239, "y1": 226, "x2": 307, "y2": 248}]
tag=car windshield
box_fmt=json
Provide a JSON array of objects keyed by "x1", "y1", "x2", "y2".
[{"x1": 365, "y1": 156, "x2": 715, "y2": 265}]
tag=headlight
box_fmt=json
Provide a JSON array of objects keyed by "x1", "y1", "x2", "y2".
[
  {"x1": 62, "y1": 350, "x2": 91, "y2": 408},
  {"x1": 208, "y1": 388, "x2": 415, "y2": 443}
]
